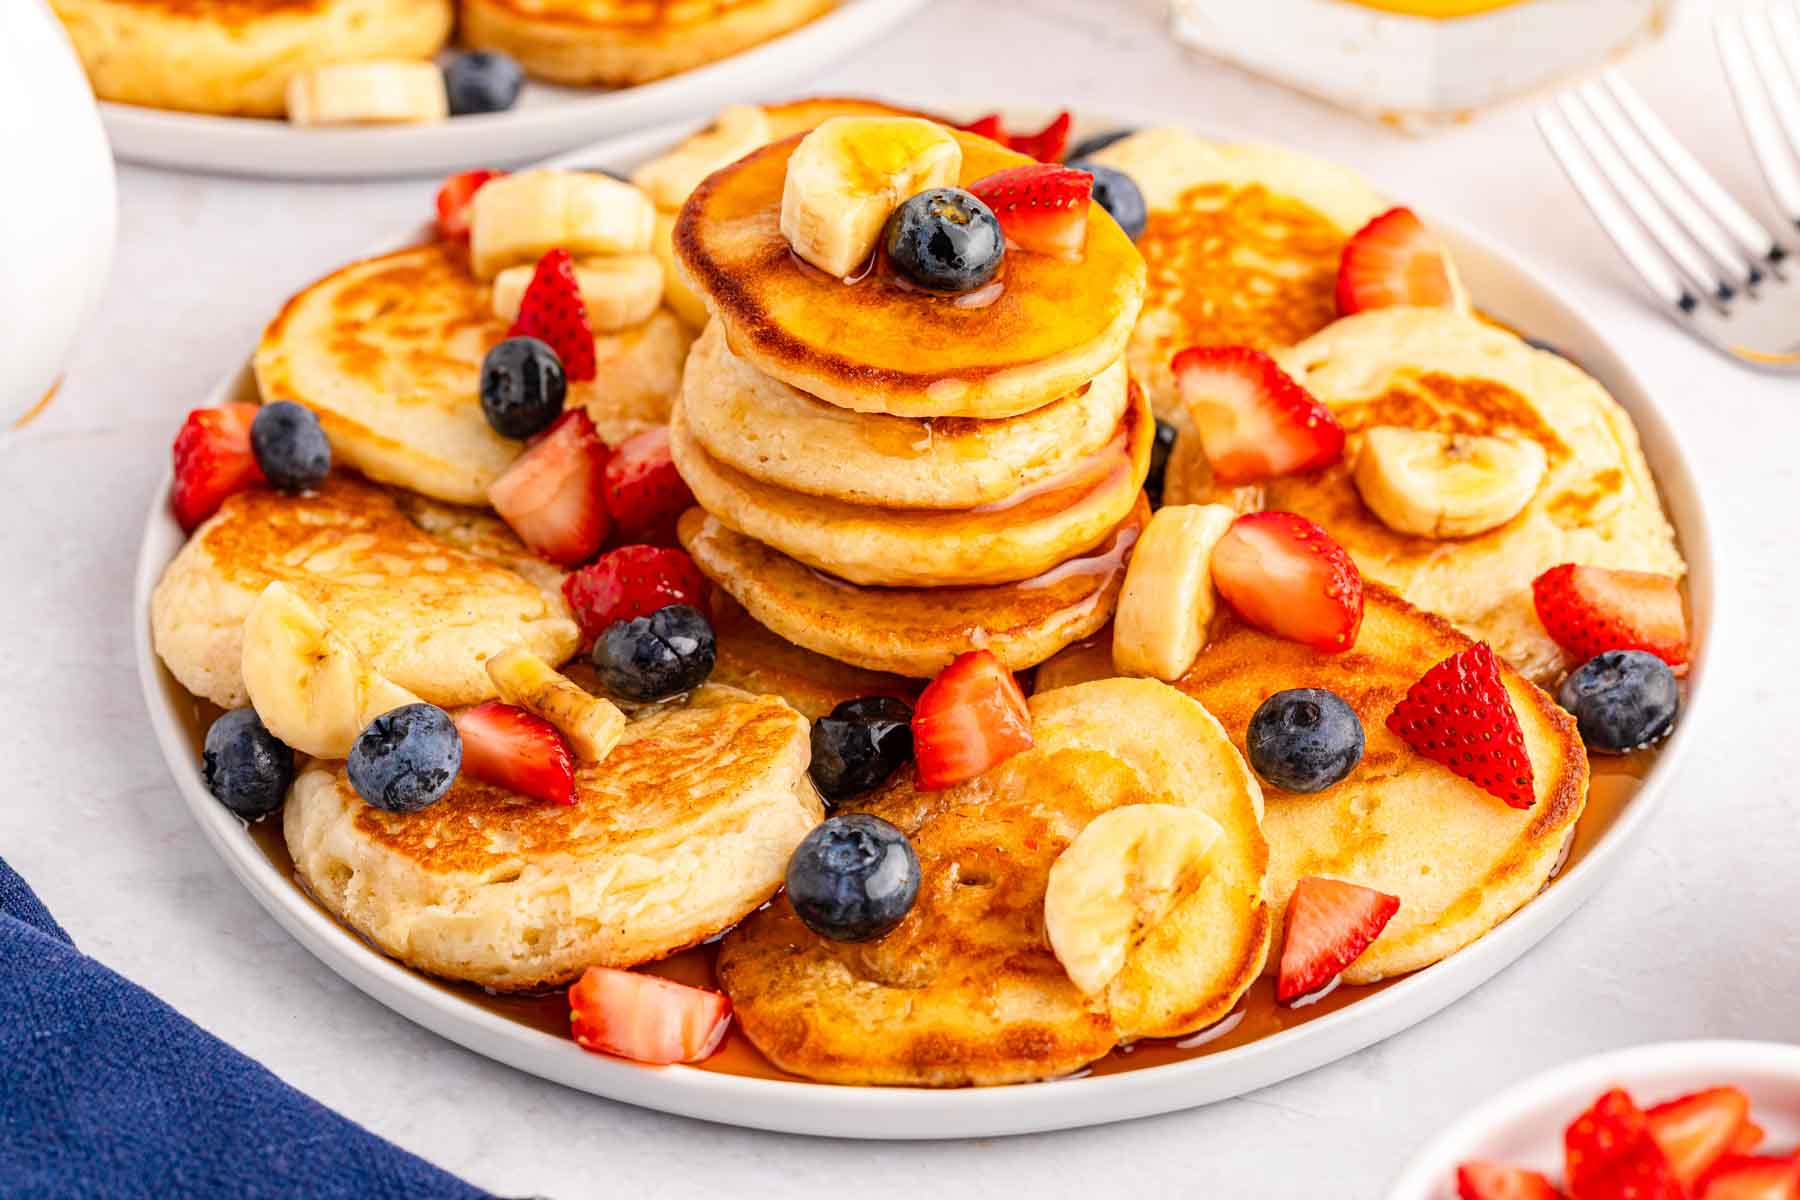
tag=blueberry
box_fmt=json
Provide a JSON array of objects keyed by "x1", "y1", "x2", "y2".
[
  {"x1": 1246, "y1": 688, "x2": 1364, "y2": 793},
  {"x1": 444, "y1": 52, "x2": 525, "y2": 117},
  {"x1": 1145, "y1": 418, "x2": 1178, "y2": 507},
  {"x1": 1557, "y1": 650, "x2": 1679, "y2": 753},
  {"x1": 480, "y1": 336, "x2": 566, "y2": 439},
  {"x1": 592, "y1": 603, "x2": 716, "y2": 701},
  {"x1": 786, "y1": 814, "x2": 920, "y2": 942},
  {"x1": 202, "y1": 708, "x2": 295, "y2": 820},
  {"x1": 883, "y1": 187, "x2": 1004, "y2": 293},
  {"x1": 1066, "y1": 127, "x2": 1136, "y2": 160},
  {"x1": 1068, "y1": 161, "x2": 1147, "y2": 241},
  {"x1": 347, "y1": 703, "x2": 462, "y2": 814},
  {"x1": 249, "y1": 401, "x2": 331, "y2": 493},
  {"x1": 809, "y1": 696, "x2": 914, "y2": 804}
]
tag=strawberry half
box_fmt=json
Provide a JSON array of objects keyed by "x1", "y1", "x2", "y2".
[
  {"x1": 602, "y1": 426, "x2": 694, "y2": 541},
  {"x1": 171, "y1": 403, "x2": 264, "y2": 532},
  {"x1": 454, "y1": 701, "x2": 576, "y2": 806},
  {"x1": 1387, "y1": 643, "x2": 1536, "y2": 809},
  {"x1": 564, "y1": 545, "x2": 709, "y2": 641},
  {"x1": 435, "y1": 168, "x2": 501, "y2": 239},
  {"x1": 509, "y1": 248, "x2": 596, "y2": 382},
  {"x1": 569, "y1": 966, "x2": 732, "y2": 1065},
  {"x1": 958, "y1": 113, "x2": 1007, "y2": 142},
  {"x1": 911, "y1": 650, "x2": 1033, "y2": 790},
  {"x1": 1532, "y1": 563, "x2": 1690, "y2": 672},
  {"x1": 1171, "y1": 345, "x2": 1345, "y2": 484},
  {"x1": 1336, "y1": 206, "x2": 1456, "y2": 315},
  {"x1": 487, "y1": 409, "x2": 611, "y2": 567},
  {"x1": 958, "y1": 110, "x2": 1073, "y2": 161},
  {"x1": 1648, "y1": 1087, "x2": 1753, "y2": 1188},
  {"x1": 1456, "y1": 1162, "x2": 1563, "y2": 1200},
  {"x1": 1210, "y1": 511, "x2": 1364, "y2": 653},
  {"x1": 1699, "y1": 1156, "x2": 1800, "y2": 1200},
  {"x1": 968, "y1": 165, "x2": 1093, "y2": 259},
  {"x1": 1566, "y1": 1089, "x2": 1687, "y2": 1200},
  {"x1": 1731, "y1": 1123, "x2": 1768, "y2": 1156},
  {"x1": 1276, "y1": 876, "x2": 1400, "y2": 1004}
]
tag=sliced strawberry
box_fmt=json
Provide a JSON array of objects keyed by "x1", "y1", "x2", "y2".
[
  {"x1": 1699, "y1": 1156, "x2": 1800, "y2": 1200},
  {"x1": 958, "y1": 113, "x2": 1007, "y2": 142},
  {"x1": 1456, "y1": 1162, "x2": 1563, "y2": 1200},
  {"x1": 958, "y1": 111, "x2": 1073, "y2": 161},
  {"x1": 509, "y1": 248, "x2": 596, "y2": 382},
  {"x1": 564, "y1": 545, "x2": 709, "y2": 640},
  {"x1": 968, "y1": 164, "x2": 1093, "y2": 259},
  {"x1": 454, "y1": 701, "x2": 575, "y2": 806},
  {"x1": 1532, "y1": 564, "x2": 1689, "y2": 672},
  {"x1": 1336, "y1": 206, "x2": 1456, "y2": 315},
  {"x1": 1210, "y1": 512, "x2": 1364, "y2": 653},
  {"x1": 1566, "y1": 1089, "x2": 1685, "y2": 1200},
  {"x1": 487, "y1": 409, "x2": 611, "y2": 567},
  {"x1": 1387, "y1": 642, "x2": 1536, "y2": 809},
  {"x1": 1276, "y1": 876, "x2": 1400, "y2": 1003},
  {"x1": 911, "y1": 650, "x2": 1033, "y2": 790},
  {"x1": 602, "y1": 426, "x2": 694, "y2": 541},
  {"x1": 1648, "y1": 1087, "x2": 1753, "y2": 1187},
  {"x1": 171, "y1": 403, "x2": 264, "y2": 532},
  {"x1": 435, "y1": 168, "x2": 501, "y2": 239},
  {"x1": 568, "y1": 966, "x2": 732, "y2": 1065},
  {"x1": 1731, "y1": 1123, "x2": 1768, "y2": 1156},
  {"x1": 1171, "y1": 345, "x2": 1345, "y2": 484}
]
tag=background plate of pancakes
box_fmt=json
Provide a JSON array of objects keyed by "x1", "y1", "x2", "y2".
[{"x1": 133, "y1": 109, "x2": 1718, "y2": 1138}]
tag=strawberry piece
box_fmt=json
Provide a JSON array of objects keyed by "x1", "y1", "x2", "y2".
[
  {"x1": 1699, "y1": 1156, "x2": 1800, "y2": 1200},
  {"x1": 1210, "y1": 511, "x2": 1364, "y2": 653},
  {"x1": 602, "y1": 426, "x2": 694, "y2": 540},
  {"x1": 1456, "y1": 1162, "x2": 1564, "y2": 1200},
  {"x1": 1007, "y1": 110, "x2": 1072, "y2": 162},
  {"x1": 1532, "y1": 564, "x2": 1689, "y2": 672},
  {"x1": 1276, "y1": 876, "x2": 1400, "y2": 1003},
  {"x1": 1171, "y1": 345, "x2": 1345, "y2": 484},
  {"x1": 911, "y1": 650, "x2": 1033, "y2": 790},
  {"x1": 958, "y1": 113, "x2": 1007, "y2": 142},
  {"x1": 509, "y1": 248, "x2": 596, "y2": 382},
  {"x1": 569, "y1": 966, "x2": 732, "y2": 1065},
  {"x1": 1336, "y1": 206, "x2": 1456, "y2": 315},
  {"x1": 171, "y1": 403, "x2": 264, "y2": 532},
  {"x1": 453, "y1": 701, "x2": 576, "y2": 806},
  {"x1": 487, "y1": 409, "x2": 611, "y2": 567},
  {"x1": 1566, "y1": 1089, "x2": 1686, "y2": 1200},
  {"x1": 1731, "y1": 1123, "x2": 1768, "y2": 1156},
  {"x1": 434, "y1": 168, "x2": 501, "y2": 239},
  {"x1": 564, "y1": 545, "x2": 709, "y2": 640},
  {"x1": 1387, "y1": 643, "x2": 1536, "y2": 809},
  {"x1": 968, "y1": 164, "x2": 1093, "y2": 259},
  {"x1": 1648, "y1": 1087, "x2": 1753, "y2": 1187}
]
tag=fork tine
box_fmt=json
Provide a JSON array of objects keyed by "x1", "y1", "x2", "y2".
[
  {"x1": 1718, "y1": 8, "x2": 1800, "y2": 229},
  {"x1": 1536, "y1": 105, "x2": 1697, "y2": 312}
]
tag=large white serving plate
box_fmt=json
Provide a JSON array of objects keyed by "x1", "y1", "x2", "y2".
[
  {"x1": 98, "y1": 0, "x2": 924, "y2": 179},
  {"x1": 134, "y1": 110, "x2": 1716, "y2": 1139}
]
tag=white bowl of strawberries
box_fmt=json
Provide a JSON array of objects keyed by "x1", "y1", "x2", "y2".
[{"x1": 1391, "y1": 1041, "x2": 1800, "y2": 1200}]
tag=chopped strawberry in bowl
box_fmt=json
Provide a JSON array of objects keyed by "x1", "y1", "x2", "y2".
[
  {"x1": 569, "y1": 966, "x2": 732, "y2": 1065},
  {"x1": 910, "y1": 649, "x2": 1033, "y2": 790},
  {"x1": 1210, "y1": 511, "x2": 1364, "y2": 653},
  {"x1": 487, "y1": 408, "x2": 611, "y2": 567},
  {"x1": 1336, "y1": 205, "x2": 1459, "y2": 315},
  {"x1": 1172, "y1": 344, "x2": 1344, "y2": 485}
]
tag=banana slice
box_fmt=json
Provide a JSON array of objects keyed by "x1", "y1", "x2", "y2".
[
  {"x1": 1045, "y1": 804, "x2": 1225, "y2": 997},
  {"x1": 485, "y1": 647, "x2": 625, "y2": 763},
  {"x1": 285, "y1": 62, "x2": 448, "y2": 127},
  {"x1": 1113, "y1": 503, "x2": 1238, "y2": 682},
  {"x1": 632, "y1": 104, "x2": 773, "y2": 211},
  {"x1": 469, "y1": 169, "x2": 656, "y2": 280},
  {"x1": 1352, "y1": 426, "x2": 1548, "y2": 539},
  {"x1": 491, "y1": 255, "x2": 664, "y2": 331},
  {"x1": 653, "y1": 209, "x2": 712, "y2": 330},
  {"x1": 240, "y1": 582, "x2": 421, "y2": 760},
  {"x1": 780, "y1": 117, "x2": 962, "y2": 279}
]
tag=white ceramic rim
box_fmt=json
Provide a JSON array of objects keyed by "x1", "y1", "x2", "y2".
[{"x1": 131, "y1": 108, "x2": 1719, "y2": 1139}]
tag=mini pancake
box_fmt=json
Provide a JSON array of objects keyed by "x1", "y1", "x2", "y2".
[
  {"x1": 151, "y1": 475, "x2": 578, "y2": 709},
  {"x1": 254, "y1": 240, "x2": 693, "y2": 506},
  {"x1": 675, "y1": 129, "x2": 1147, "y2": 419},
  {"x1": 286, "y1": 685, "x2": 820, "y2": 991},
  {"x1": 668, "y1": 383, "x2": 1153, "y2": 587},
  {"x1": 681, "y1": 322, "x2": 1131, "y2": 509},
  {"x1": 758, "y1": 96, "x2": 940, "y2": 140},
  {"x1": 678, "y1": 501, "x2": 1145, "y2": 678},
  {"x1": 717, "y1": 678, "x2": 1269, "y2": 1086},
  {"x1": 707, "y1": 597, "x2": 919, "y2": 719},
  {"x1": 458, "y1": 0, "x2": 836, "y2": 87},
  {"x1": 51, "y1": 0, "x2": 452, "y2": 117}
]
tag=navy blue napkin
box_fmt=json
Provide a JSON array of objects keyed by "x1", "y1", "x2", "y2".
[{"x1": 0, "y1": 855, "x2": 491, "y2": 1200}]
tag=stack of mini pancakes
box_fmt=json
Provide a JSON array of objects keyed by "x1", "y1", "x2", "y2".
[{"x1": 667, "y1": 127, "x2": 1152, "y2": 680}]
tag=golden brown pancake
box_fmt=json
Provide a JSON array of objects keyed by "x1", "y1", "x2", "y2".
[{"x1": 707, "y1": 598, "x2": 919, "y2": 718}]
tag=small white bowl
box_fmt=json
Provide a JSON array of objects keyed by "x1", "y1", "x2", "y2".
[{"x1": 1390, "y1": 1041, "x2": 1800, "y2": 1199}]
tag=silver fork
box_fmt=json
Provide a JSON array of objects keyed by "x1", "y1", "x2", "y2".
[{"x1": 1536, "y1": 6, "x2": 1800, "y2": 373}]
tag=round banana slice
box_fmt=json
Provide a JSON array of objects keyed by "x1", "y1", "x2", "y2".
[
  {"x1": 490, "y1": 254, "x2": 664, "y2": 331},
  {"x1": 469, "y1": 169, "x2": 656, "y2": 280},
  {"x1": 240, "y1": 581, "x2": 421, "y2": 760},
  {"x1": 1352, "y1": 426, "x2": 1548, "y2": 540},
  {"x1": 1113, "y1": 502, "x2": 1238, "y2": 682},
  {"x1": 1044, "y1": 803, "x2": 1226, "y2": 998},
  {"x1": 780, "y1": 117, "x2": 962, "y2": 279},
  {"x1": 632, "y1": 104, "x2": 774, "y2": 212}
]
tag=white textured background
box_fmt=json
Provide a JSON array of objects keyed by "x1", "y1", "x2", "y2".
[{"x1": 4, "y1": 1, "x2": 1798, "y2": 1196}]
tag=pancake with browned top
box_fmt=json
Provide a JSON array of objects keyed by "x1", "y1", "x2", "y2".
[{"x1": 706, "y1": 597, "x2": 918, "y2": 719}]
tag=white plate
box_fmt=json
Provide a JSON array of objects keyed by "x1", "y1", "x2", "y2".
[
  {"x1": 97, "y1": 0, "x2": 925, "y2": 180},
  {"x1": 133, "y1": 111, "x2": 1717, "y2": 1139},
  {"x1": 1390, "y1": 1041, "x2": 1800, "y2": 1198}
]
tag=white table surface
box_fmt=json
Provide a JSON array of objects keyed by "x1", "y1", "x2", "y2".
[{"x1": 5, "y1": 1, "x2": 1797, "y2": 1196}]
